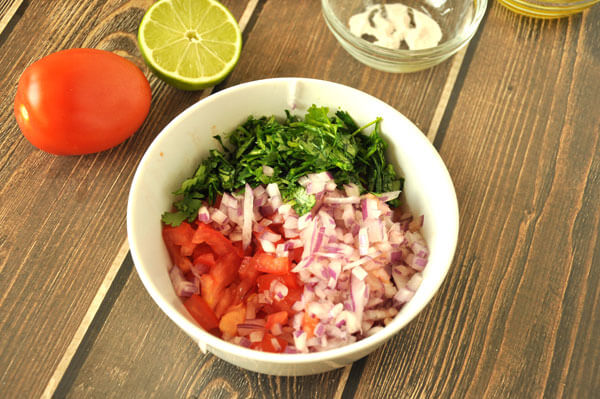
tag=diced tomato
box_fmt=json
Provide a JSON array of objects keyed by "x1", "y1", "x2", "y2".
[
  {"x1": 213, "y1": 285, "x2": 235, "y2": 318},
  {"x1": 163, "y1": 230, "x2": 192, "y2": 273},
  {"x1": 265, "y1": 311, "x2": 288, "y2": 332},
  {"x1": 290, "y1": 247, "x2": 304, "y2": 263},
  {"x1": 231, "y1": 240, "x2": 245, "y2": 257},
  {"x1": 253, "y1": 226, "x2": 284, "y2": 251},
  {"x1": 302, "y1": 311, "x2": 320, "y2": 339},
  {"x1": 165, "y1": 210, "x2": 308, "y2": 350},
  {"x1": 200, "y1": 251, "x2": 241, "y2": 309},
  {"x1": 253, "y1": 252, "x2": 290, "y2": 275},
  {"x1": 163, "y1": 222, "x2": 196, "y2": 256},
  {"x1": 192, "y1": 244, "x2": 216, "y2": 267},
  {"x1": 257, "y1": 273, "x2": 301, "y2": 292},
  {"x1": 192, "y1": 223, "x2": 238, "y2": 257},
  {"x1": 268, "y1": 223, "x2": 284, "y2": 236},
  {"x1": 211, "y1": 252, "x2": 241, "y2": 290},
  {"x1": 219, "y1": 303, "x2": 246, "y2": 338},
  {"x1": 239, "y1": 256, "x2": 259, "y2": 281},
  {"x1": 199, "y1": 274, "x2": 218, "y2": 309},
  {"x1": 184, "y1": 294, "x2": 219, "y2": 332},
  {"x1": 272, "y1": 287, "x2": 302, "y2": 313},
  {"x1": 251, "y1": 333, "x2": 287, "y2": 353},
  {"x1": 232, "y1": 279, "x2": 255, "y2": 304}
]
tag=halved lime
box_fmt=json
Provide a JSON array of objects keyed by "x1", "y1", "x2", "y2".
[{"x1": 138, "y1": 0, "x2": 242, "y2": 91}]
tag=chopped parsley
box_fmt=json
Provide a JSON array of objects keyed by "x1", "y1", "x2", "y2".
[{"x1": 162, "y1": 105, "x2": 403, "y2": 226}]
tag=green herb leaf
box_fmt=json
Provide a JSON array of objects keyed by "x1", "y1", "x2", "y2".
[{"x1": 163, "y1": 105, "x2": 403, "y2": 225}]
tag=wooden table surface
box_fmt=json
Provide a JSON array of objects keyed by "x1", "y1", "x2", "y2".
[{"x1": 1, "y1": 1, "x2": 599, "y2": 398}]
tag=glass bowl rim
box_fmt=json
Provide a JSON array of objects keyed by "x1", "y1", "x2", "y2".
[{"x1": 321, "y1": 0, "x2": 489, "y2": 58}]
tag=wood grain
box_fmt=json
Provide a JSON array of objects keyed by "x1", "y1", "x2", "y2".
[
  {"x1": 0, "y1": 1, "x2": 247, "y2": 398},
  {"x1": 50, "y1": 1, "x2": 471, "y2": 397},
  {"x1": 225, "y1": 0, "x2": 460, "y2": 133},
  {"x1": 353, "y1": 3, "x2": 600, "y2": 399},
  {"x1": 1, "y1": 0, "x2": 597, "y2": 397},
  {"x1": 53, "y1": 256, "x2": 347, "y2": 399},
  {"x1": 0, "y1": 0, "x2": 23, "y2": 35}
]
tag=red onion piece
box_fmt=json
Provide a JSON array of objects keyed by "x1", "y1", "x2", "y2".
[
  {"x1": 350, "y1": 274, "x2": 366, "y2": 326},
  {"x1": 377, "y1": 190, "x2": 401, "y2": 202},
  {"x1": 198, "y1": 206, "x2": 210, "y2": 223},
  {"x1": 242, "y1": 183, "x2": 253, "y2": 249},
  {"x1": 358, "y1": 227, "x2": 369, "y2": 256},
  {"x1": 169, "y1": 267, "x2": 197, "y2": 297},
  {"x1": 262, "y1": 165, "x2": 274, "y2": 177}
]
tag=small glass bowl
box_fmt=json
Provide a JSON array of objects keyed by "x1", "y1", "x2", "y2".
[
  {"x1": 321, "y1": 0, "x2": 487, "y2": 73},
  {"x1": 497, "y1": 0, "x2": 598, "y2": 18}
]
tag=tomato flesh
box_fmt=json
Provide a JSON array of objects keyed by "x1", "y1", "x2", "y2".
[
  {"x1": 164, "y1": 220, "x2": 303, "y2": 351},
  {"x1": 184, "y1": 295, "x2": 219, "y2": 333}
]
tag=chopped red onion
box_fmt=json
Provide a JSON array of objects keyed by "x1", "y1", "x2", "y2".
[
  {"x1": 259, "y1": 204, "x2": 275, "y2": 217},
  {"x1": 377, "y1": 190, "x2": 401, "y2": 202},
  {"x1": 191, "y1": 262, "x2": 210, "y2": 277},
  {"x1": 259, "y1": 239, "x2": 276, "y2": 253},
  {"x1": 394, "y1": 287, "x2": 415, "y2": 303},
  {"x1": 242, "y1": 183, "x2": 254, "y2": 249},
  {"x1": 271, "y1": 280, "x2": 289, "y2": 300},
  {"x1": 249, "y1": 330, "x2": 264, "y2": 343},
  {"x1": 351, "y1": 265, "x2": 368, "y2": 281},
  {"x1": 198, "y1": 206, "x2": 210, "y2": 223},
  {"x1": 261, "y1": 229, "x2": 282, "y2": 242},
  {"x1": 262, "y1": 165, "x2": 274, "y2": 177},
  {"x1": 176, "y1": 179, "x2": 429, "y2": 353},
  {"x1": 169, "y1": 267, "x2": 197, "y2": 297},
  {"x1": 265, "y1": 182, "x2": 281, "y2": 198},
  {"x1": 358, "y1": 226, "x2": 369, "y2": 256},
  {"x1": 407, "y1": 273, "x2": 423, "y2": 291},
  {"x1": 271, "y1": 337, "x2": 282, "y2": 351},
  {"x1": 220, "y1": 193, "x2": 238, "y2": 209},
  {"x1": 297, "y1": 212, "x2": 312, "y2": 230},
  {"x1": 350, "y1": 274, "x2": 366, "y2": 328},
  {"x1": 283, "y1": 215, "x2": 298, "y2": 230},
  {"x1": 211, "y1": 209, "x2": 228, "y2": 224},
  {"x1": 237, "y1": 323, "x2": 265, "y2": 336}
]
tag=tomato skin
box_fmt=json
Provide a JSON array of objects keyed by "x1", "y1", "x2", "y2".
[
  {"x1": 184, "y1": 294, "x2": 219, "y2": 333},
  {"x1": 253, "y1": 252, "x2": 291, "y2": 275},
  {"x1": 251, "y1": 333, "x2": 287, "y2": 353},
  {"x1": 14, "y1": 48, "x2": 151, "y2": 155}
]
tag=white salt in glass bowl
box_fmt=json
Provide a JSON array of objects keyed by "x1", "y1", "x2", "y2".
[
  {"x1": 127, "y1": 77, "x2": 459, "y2": 375},
  {"x1": 322, "y1": 0, "x2": 487, "y2": 72}
]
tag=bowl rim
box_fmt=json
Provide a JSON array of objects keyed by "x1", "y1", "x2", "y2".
[
  {"x1": 127, "y1": 77, "x2": 459, "y2": 366},
  {"x1": 321, "y1": 0, "x2": 488, "y2": 58}
]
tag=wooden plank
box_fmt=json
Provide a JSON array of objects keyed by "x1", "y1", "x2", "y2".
[
  {"x1": 54, "y1": 256, "x2": 346, "y2": 398},
  {"x1": 0, "y1": 0, "x2": 24, "y2": 35},
  {"x1": 54, "y1": 1, "x2": 472, "y2": 397},
  {"x1": 353, "y1": 3, "x2": 600, "y2": 399},
  {"x1": 40, "y1": 2, "x2": 260, "y2": 398},
  {"x1": 0, "y1": 1, "x2": 249, "y2": 398},
  {"x1": 225, "y1": 0, "x2": 460, "y2": 133}
]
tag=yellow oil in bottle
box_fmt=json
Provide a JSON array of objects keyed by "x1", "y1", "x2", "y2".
[{"x1": 497, "y1": 0, "x2": 598, "y2": 18}]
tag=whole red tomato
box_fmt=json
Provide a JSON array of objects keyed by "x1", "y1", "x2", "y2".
[{"x1": 14, "y1": 48, "x2": 152, "y2": 155}]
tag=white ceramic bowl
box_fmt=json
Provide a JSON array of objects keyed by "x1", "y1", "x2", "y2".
[{"x1": 127, "y1": 77, "x2": 459, "y2": 375}]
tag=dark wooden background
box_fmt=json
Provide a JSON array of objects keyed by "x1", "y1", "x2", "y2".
[{"x1": 0, "y1": 1, "x2": 598, "y2": 398}]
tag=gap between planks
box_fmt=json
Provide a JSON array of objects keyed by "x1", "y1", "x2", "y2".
[
  {"x1": 39, "y1": 2, "x2": 464, "y2": 397},
  {"x1": 40, "y1": 239, "x2": 130, "y2": 399},
  {"x1": 39, "y1": 1, "x2": 260, "y2": 398},
  {"x1": 0, "y1": 0, "x2": 25, "y2": 34}
]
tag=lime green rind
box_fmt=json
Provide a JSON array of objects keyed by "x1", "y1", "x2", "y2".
[{"x1": 137, "y1": 0, "x2": 242, "y2": 91}]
